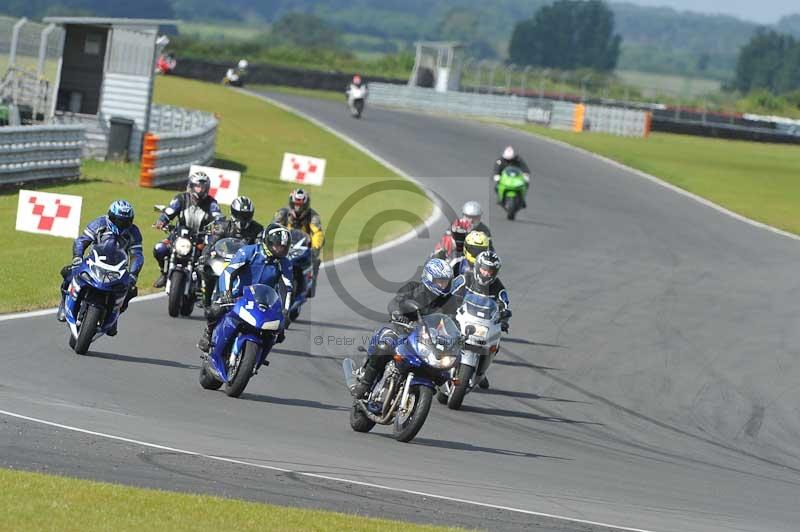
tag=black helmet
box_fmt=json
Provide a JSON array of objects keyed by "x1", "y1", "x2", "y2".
[
  {"x1": 474, "y1": 250, "x2": 501, "y2": 286},
  {"x1": 187, "y1": 171, "x2": 211, "y2": 203},
  {"x1": 260, "y1": 223, "x2": 291, "y2": 259},
  {"x1": 289, "y1": 188, "x2": 310, "y2": 218},
  {"x1": 230, "y1": 196, "x2": 254, "y2": 230}
]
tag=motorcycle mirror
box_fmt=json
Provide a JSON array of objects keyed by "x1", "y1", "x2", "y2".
[{"x1": 464, "y1": 325, "x2": 476, "y2": 336}]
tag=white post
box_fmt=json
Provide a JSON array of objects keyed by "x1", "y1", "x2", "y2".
[
  {"x1": 9, "y1": 17, "x2": 28, "y2": 67},
  {"x1": 37, "y1": 24, "x2": 55, "y2": 78}
]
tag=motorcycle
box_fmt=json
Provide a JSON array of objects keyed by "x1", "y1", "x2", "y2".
[
  {"x1": 154, "y1": 204, "x2": 211, "y2": 318},
  {"x1": 342, "y1": 303, "x2": 462, "y2": 443},
  {"x1": 287, "y1": 229, "x2": 314, "y2": 322},
  {"x1": 64, "y1": 241, "x2": 132, "y2": 355},
  {"x1": 202, "y1": 237, "x2": 246, "y2": 307},
  {"x1": 199, "y1": 284, "x2": 284, "y2": 397},
  {"x1": 437, "y1": 293, "x2": 504, "y2": 410},
  {"x1": 496, "y1": 166, "x2": 529, "y2": 220},
  {"x1": 347, "y1": 85, "x2": 367, "y2": 118},
  {"x1": 223, "y1": 68, "x2": 245, "y2": 88}
]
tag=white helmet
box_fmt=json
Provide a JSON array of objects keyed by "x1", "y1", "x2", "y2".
[
  {"x1": 502, "y1": 146, "x2": 515, "y2": 160},
  {"x1": 461, "y1": 201, "x2": 482, "y2": 219},
  {"x1": 238, "y1": 59, "x2": 248, "y2": 70}
]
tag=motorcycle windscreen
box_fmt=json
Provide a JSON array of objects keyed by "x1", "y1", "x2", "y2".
[
  {"x1": 214, "y1": 237, "x2": 245, "y2": 259},
  {"x1": 236, "y1": 284, "x2": 283, "y2": 330},
  {"x1": 462, "y1": 293, "x2": 498, "y2": 320}
]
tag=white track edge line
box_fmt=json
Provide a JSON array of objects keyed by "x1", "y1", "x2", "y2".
[
  {"x1": 491, "y1": 122, "x2": 800, "y2": 243},
  {"x1": 0, "y1": 90, "x2": 442, "y2": 322},
  {"x1": 0, "y1": 408, "x2": 659, "y2": 532}
]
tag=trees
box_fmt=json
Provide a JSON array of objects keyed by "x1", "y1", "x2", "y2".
[
  {"x1": 508, "y1": 0, "x2": 621, "y2": 71},
  {"x1": 735, "y1": 30, "x2": 800, "y2": 95},
  {"x1": 271, "y1": 12, "x2": 342, "y2": 50}
]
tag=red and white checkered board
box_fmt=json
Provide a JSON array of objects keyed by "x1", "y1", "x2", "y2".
[
  {"x1": 15, "y1": 190, "x2": 82, "y2": 239},
  {"x1": 279, "y1": 152, "x2": 326, "y2": 186}
]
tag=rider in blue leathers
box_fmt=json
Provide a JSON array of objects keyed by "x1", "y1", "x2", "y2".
[
  {"x1": 197, "y1": 223, "x2": 294, "y2": 352},
  {"x1": 57, "y1": 200, "x2": 144, "y2": 335}
]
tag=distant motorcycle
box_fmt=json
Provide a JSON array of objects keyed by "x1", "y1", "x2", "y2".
[
  {"x1": 63, "y1": 241, "x2": 132, "y2": 355},
  {"x1": 223, "y1": 68, "x2": 245, "y2": 87},
  {"x1": 342, "y1": 302, "x2": 462, "y2": 443},
  {"x1": 287, "y1": 229, "x2": 314, "y2": 322},
  {"x1": 199, "y1": 284, "x2": 284, "y2": 397},
  {"x1": 347, "y1": 85, "x2": 367, "y2": 118},
  {"x1": 496, "y1": 166, "x2": 529, "y2": 220},
  {"x1": 437, "y1": 293, "x2": 504, "y2": 409},
  {"x1": 154, "y1": 204, "x2": 211, "y2": 318}
]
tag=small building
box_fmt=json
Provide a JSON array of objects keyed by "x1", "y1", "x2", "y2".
[
  {"x1": 408, "y1": 42, "x2": 464, "y2": 93},
  {"x1": 43, "y1": 17, "x2": 174, "y2": 160}
]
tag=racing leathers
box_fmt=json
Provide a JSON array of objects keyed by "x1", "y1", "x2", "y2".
[
  {"x1": 273, "y1": 206, "x2": 324, "y2": 296},
  {"x1": 58, "y1": 216, "x2": 144, "y2": 328},
  {"x1": 200, "y1": 218, "x2": 264, "y2": 306},
  {"x1": 450, "y1": 271, "x2": 511, "y2": 331},
  {"x1": 198, "y1": 244, "x2": 293, "y2": 352},
  {"x1": 153, "y1": 192, "x2": 222, "y2": 287}
]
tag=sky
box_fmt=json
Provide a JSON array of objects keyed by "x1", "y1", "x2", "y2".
[{"x1": 624, "y1": 0, "x2": 797, "y2": 24}]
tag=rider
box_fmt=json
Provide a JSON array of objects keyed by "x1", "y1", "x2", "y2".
[
  {"x1": 198, "y1": 223, "x2": 294, "y2": 353},
  {"x1": 57, "y1": 200, "x2": 143, "y2": 336},
  {"x1": 273, "y1": 188, "x2": 324, "y2": 296},
  {"x1": 201, "y1": 196, "x2": 264, "y2": 307},
  {"x1": 152, "y1": 171, "x2": 222, "y2": 288},
  {"x1": 450, "y1": 250, "x2": 511, "y2": 389},
  {"x1": 351, "y1": 258, "x2": 459, "y2": 398},
  {"x1": 493, "y1": 146, "x2": 531, "y2": 206},
  {"x1": 461, "y1": 201, "x2": 491, "y2": 237},
  {"x1": 453, "y1": 229, "x2": 491, "y2": 277},
  {"x1": 431, "y1": 217, "x2": 473, "y2": 263},
  {"x1": 346, "y1": 74, "x2": 367, "y2": 96}
]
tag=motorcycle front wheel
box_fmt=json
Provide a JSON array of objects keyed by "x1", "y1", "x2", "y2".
[
  {"x1": 504, "y1": 196, "x2": 519, "y2": 220},
  {"x1": 167, "y1": 270, "x2": 185, "y2": 317},
  {"x1": 224, "y1": 340, "x2": 259, "y2": 398},
  {"x1": 447, "y1": 364, "x2": 474, "y2": 410},
  {"x1": 393, "y1": 385, "x2": 433, "y2": 443},
  {"x1": 74, "y1": 305, "x2": 102, "y2": 355}
]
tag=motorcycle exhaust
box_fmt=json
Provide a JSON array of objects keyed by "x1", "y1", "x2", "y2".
[{"x1": 342, "y1": 358, "x2": 356, "y2": 390}]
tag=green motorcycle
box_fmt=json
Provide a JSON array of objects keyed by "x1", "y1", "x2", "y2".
[{"x1": 496, "y1": 166, "x2": 528, "y2": 220}]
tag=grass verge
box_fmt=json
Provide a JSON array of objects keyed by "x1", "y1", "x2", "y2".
[
  {"x1": 513, "y1": 125, "x2": 800, "y2": 235},
  {"x1": 250, "y1": 83, "x2": 345, "y2": 102},
  {"x1": 0, "y1": 468, "x2": 462, "y2": 532},
  {"x1": 0, "y1": 76, "x2": 431, "y2": 312}
]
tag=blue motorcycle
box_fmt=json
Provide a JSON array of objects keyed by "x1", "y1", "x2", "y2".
[
  {"x1": 287, "y1": 229, "x2": 314, "y2": 322},
  {"x1": 199, "y1": 283, "x2": 284, "y2": 397},
  {"x1": 64, "y1": 241, "x2": 132, "y2": 355},
  {"x1": 343, "y1": 305, "x2": 462, "y2": 443}
]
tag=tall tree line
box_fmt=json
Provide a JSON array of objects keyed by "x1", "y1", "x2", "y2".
[{"x1": 735, "y1": 30, "x2": 800, "y2": 95}]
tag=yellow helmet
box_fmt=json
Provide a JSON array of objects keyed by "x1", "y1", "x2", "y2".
[{"x1": 463, "y1": 230, "x2": 490, "y2": 264}]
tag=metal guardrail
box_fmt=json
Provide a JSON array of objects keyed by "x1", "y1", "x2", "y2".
[
  {"x1": 140, "y1": 105, "x2": 218, "y2": 187},
  {"x1": 368, "y1": 83, "x2": 529, "y2": 122},
  {"x1": 0, "y1": 124, "x2": 84, "y2": 184}
]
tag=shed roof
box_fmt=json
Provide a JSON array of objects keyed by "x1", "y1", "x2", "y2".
[{"x1": 43, "y1": 17, "x2": 177, "y2": 28}]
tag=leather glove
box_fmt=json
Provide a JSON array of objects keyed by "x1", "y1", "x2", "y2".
[
  {"x1": 501, "y1": 321, "x2": 510, "y2": 333},
  {"x1": 155, "y1": 219, "x2": 167, "y2": 230},
  {"x1": 219, "y1": 290, "x2": 235, "y2": 305},
  {"x1": 71, "y1": 256, "x2": 83, "y2": 269},
  {"x1": 391, "y1": 310, "x2": 410, "y2": 324},
  {"x1": 492, "y1": 174, "x2": 501, "y2": 183},
  {"x1": 128, "y1": 273, "x2": 138, "y2": 287},
  {"x1": 276, "y1": 331, "x2": 286, "y2": 344}
]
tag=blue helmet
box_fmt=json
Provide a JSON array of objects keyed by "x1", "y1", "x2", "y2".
[
  {"x1": 421, "y1": 258, "x2": 454, "y2": 296},
  {"x1": 107, "y1": 200, "x2": 134, "y2": 235}
]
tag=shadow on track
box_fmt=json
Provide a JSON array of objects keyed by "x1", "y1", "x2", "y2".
[
  {"x1": 493, "y1": 359, "x2": 561, "y2": 371},
  {"x1": 478, "y1": 388, "x2": 591, "y2": 404},
  {"x1": 460, "y1": 404, "x2": 601, "y2": 426},
  {"x1": 293, "y1": 318, "x2": 375, "y2": 333},
  {"x1": 271, "y1": 348, "x2": 343, "y2": 362},
  {"x1": 502, "y1": 336, "x2": 566, "y2": 348},
  {"x1": 90, "y1": 351, "x2": 200, "y2": 370},
  {"x1": 240, "y1": 393, "x2": 348, "y2": 412},
  {"x1": 410, "y1": 437, "x2": 571, "y2": 460}
]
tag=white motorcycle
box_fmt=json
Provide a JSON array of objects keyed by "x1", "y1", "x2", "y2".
[
  {"x1": 437, "y1": 293, "x2": 504, "y2": 410},
  {"x1": 347, "y1": 85, "x2": 367, "y2": 118}
]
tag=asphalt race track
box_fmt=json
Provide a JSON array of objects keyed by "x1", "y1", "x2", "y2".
[{"x1": 3, "y1": 91, "x2": 800, "y2": 532}]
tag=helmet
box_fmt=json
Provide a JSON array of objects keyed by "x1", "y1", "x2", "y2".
[
  {"x1": 187, "y1": 171, "x2": 211, "y2": 203},
  {"x1": 238, "y1": 59, "x2": 248, "y2": 70},
  {"x1": 230, "y1": 196, "x2": 254, "y2": 230},
  {"x1": 353, "y1": 74, "x2": 362, "y2": 85},
  {"x1": 463, "y1": 230, "x2": 490, "y2": 264},
  {"x1": 461, "y1": 201, "x2": 482, "y2": 225},
  {"x1": 261, "y1": 223, "x2": 291, "y2": 259},
  {"x1": 421, "y1": 258, "x2": 454, "y2": 297},
  {"x1": 474, "y1": 250, "x2": 501, "y2": 286},
  {"x1": 289, "y1": 188, "x2": 310, "y2": 218},
  {"x1": 449, "y1": 217, "x2": 473, "y2": 254},
  {"x1": 107, "y1": 200, "x2": 134, "y2": 235},
  {"x1": 502, "y1": 146, "x2": 515, "y2": 161}
]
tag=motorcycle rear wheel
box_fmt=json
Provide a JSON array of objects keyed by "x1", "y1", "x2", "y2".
[
  {"x1": 74, "y1": 305, "x2": 102, "y2": 355},
  {"x1": 167, "y1": 270, "x2": 185, "y2": 317},
  {"x1": 393, "y1": 385, "x2": 433, "y2": 443},
  {"x1": 224, "y1": 340, "x2": 259, "y2": 398}
]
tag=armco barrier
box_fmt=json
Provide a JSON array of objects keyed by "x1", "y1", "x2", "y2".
[
  {"x1": 140, "y1": 105, "x2": 218, "y2": 187},
  {"x1": 0, "y1": 124, "x2": 84, "y2": 185},
  {"x1": 367, "y1": 83, "x2": 529, "y2": 122}
]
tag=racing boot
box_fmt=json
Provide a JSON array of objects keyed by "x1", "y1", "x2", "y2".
[
  {"x1": 351, "y1": 364, "x2": 379, "y2": 399},
  {"x1": 56, "y1": 291, "x2": 67, "y2": 322},
  {"x1": 479, "y1": 376, "x2": 489, "y2": 389},
  {"x1": 153, "y1": 272, "x2": 167, "y2": 288},
  {"x1": 197, "y1": 324, "x2": 214, "y2": 353},
  {"x1": 107, "y1": 321, "x2": 118, "y2": 337}
]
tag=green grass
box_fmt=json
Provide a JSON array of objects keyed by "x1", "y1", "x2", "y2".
[
  {"x1": 514, "y1": 125, "x2": 800, "y2": 234},
  {"x1": 615, "y1": 70, "x2": 721, "y2": 98},
  {"x1": 0, "y1": 76, "x2": 431, "y2": 313},
  {"x1": 0, "y1": 468, "x2": 463, "y2": 532},
  {"x1": 177, "y1": 22, "x2": 267, "y2": 41},
  {"x1": 250, "y1": 84, "x2": 345, "y2": 102}
]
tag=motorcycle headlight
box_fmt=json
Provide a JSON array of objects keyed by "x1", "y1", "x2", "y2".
[
  {"x1": 469, "y1": 325, "x2": 489, "y2": 338},
  {"x1": 175, "y1": 237, "x2": 193, "y2": 256},
  {"x1": 90, "y1": 264, "x2": 121, "y2": 283},
  {"x1": 418, "y1": 342, "x2": 458, "y2": 370}
]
